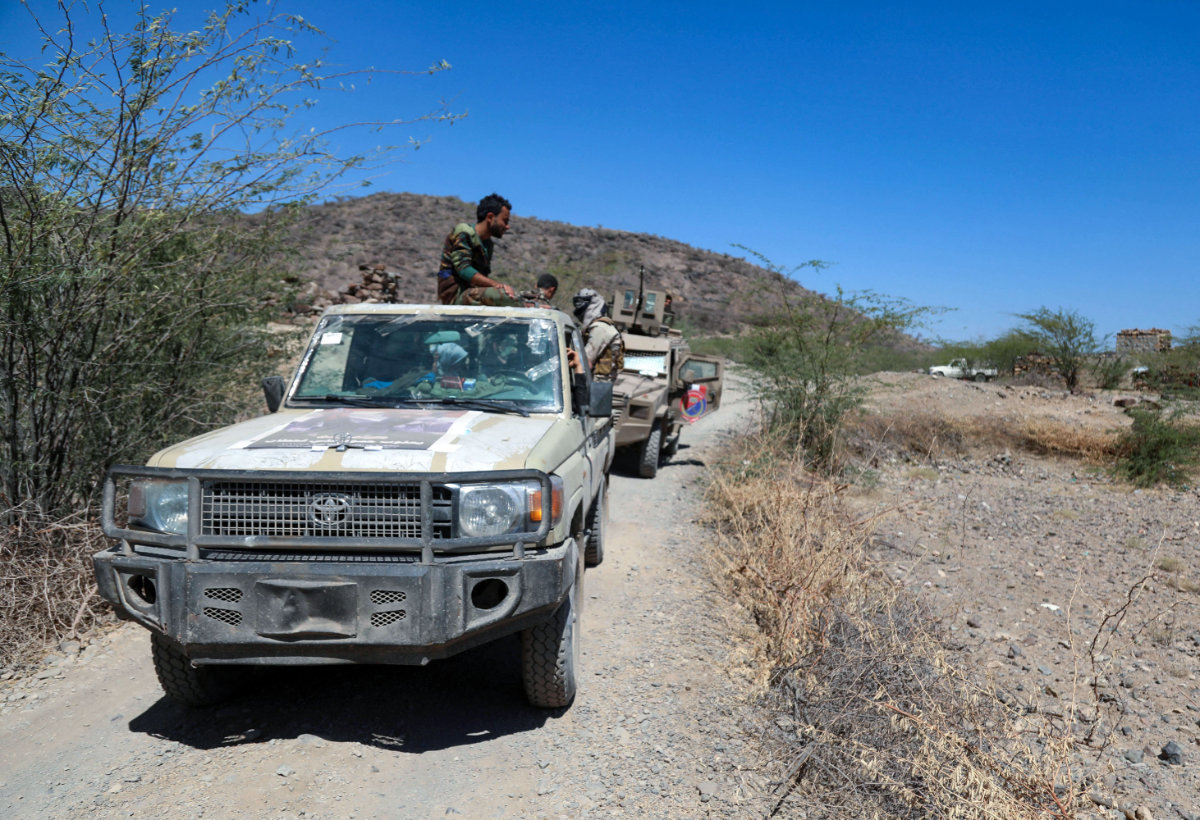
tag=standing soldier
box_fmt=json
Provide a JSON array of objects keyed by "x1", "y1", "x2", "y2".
[
  {"x1": 436, "y1": 193, "x2": 518, "y2": 306},
  {"x1": 572, "y1": 288, "x2": 624, "y2": 381}
]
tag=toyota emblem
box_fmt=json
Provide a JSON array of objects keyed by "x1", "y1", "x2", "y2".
[{"x1": 310, "y1": 493, "x2": 352, "y2": 528}]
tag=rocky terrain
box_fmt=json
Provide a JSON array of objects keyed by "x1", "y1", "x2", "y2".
[{"x1": 852, "y1": 373, "x2": 1200, "y2": 819}]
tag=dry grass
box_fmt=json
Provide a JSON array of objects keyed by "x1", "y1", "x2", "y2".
[
  {"x1": 1154, "y1": 556, "x2": 1200, "y2": 593},
  {"x1": 0, "y1": 504, "x2": 113, "y2": 672},
  {"x1": 1155, "y1": 556, "x2": 1186, "y2": 574},
  {"x1": 705, "y1": 435, "x2": 1083, "y2": 818},
  {"x1": 845, "y1": 411, "x2": 1120, "y2": 467},
  {"x1": 1017, "y1": 420, "x2": 1119, "y2": 465}
]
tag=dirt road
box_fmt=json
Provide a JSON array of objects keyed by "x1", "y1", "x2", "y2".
[{"x1": 0, "y1": 376, "x2": 770, "y2": 819}]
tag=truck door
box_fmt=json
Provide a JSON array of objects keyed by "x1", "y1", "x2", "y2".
[{"x1": 674, "y1": 355, "x2": 724, "y2": 421}]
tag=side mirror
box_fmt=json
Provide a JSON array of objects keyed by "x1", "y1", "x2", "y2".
[
  {"x1": 588, "y1": 381, "x2": 613, "y2": 418},
  {"x1": 262, "y1": 375, "x2": 285, "y2": 413}
]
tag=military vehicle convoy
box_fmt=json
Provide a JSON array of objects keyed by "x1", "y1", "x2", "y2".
[
  {"x1": 94, "y1": 302, "x2": 614, "y2": 710},
  {"x1": 609, "y1": 285, "x2": 724, "y2": 478}
]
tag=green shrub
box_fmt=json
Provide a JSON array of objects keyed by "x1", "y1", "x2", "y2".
[
  {"x1": 733, "y1": 251, "x2": 937, "y2": 472},
  {"x1": 1114, "y1": 409, "x2": 1200, "y2": 488},
  {"x1": 1092, "y1": 355, "x2": 1130, "y2": 390}
]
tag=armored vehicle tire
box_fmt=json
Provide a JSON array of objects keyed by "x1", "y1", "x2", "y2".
[
  {"x1": 663, "y1": 429, "x2": 680, "y2": 460},
  {"x1": 585, "y1": 482, "x2": 607, "y2": 567},
  {"x1": 637, "y1": 422, "x2": 662, "y2": 478},
  {"x1": 521, "y1": 584, "x2": 580, "y2": 708},
  {"x1": 151, "y1": 633, "x2": 248, "y2": 707}
]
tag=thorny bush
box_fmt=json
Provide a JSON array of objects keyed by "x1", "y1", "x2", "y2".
[{"x1": 0, "y1": 503, "x2": 112, "y2": 672}]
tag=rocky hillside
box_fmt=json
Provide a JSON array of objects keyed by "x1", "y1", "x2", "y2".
[{"x1": 280, "y1": 192, "x2": 810, "y2": 332}]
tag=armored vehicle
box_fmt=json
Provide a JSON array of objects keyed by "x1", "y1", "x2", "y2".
[
  {"x1": 94, "y1": 303, "x2": 614, "y2": 709},
  {"x1": 609, "y1": 285, "x2": 723, "y2": 478}
]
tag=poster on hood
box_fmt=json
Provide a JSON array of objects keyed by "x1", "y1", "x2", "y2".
[{"x1": 248, "y1": 408, "x2": 471, "y2": 451}]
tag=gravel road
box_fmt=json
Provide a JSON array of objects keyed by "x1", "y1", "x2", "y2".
[{"x1": 0, "y1": 375, "x2": 772, "y2": 819}]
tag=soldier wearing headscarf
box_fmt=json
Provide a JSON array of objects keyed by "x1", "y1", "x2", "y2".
[{"x1": 572, "y1": 288, "x2": 624, "y2": 381}]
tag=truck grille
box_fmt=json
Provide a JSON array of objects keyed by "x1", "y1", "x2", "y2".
[
  {"x1": 611, "y1": 393, "x2": 628, "y2": 428},
  {"x1": 201, "y1": 481, "x2": 452, "y2": 539}
]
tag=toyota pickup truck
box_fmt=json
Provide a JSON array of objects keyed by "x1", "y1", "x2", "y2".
[
  {"x1": 94, "y1": 303, "x2": 614, "y2": 709},
  {"x1": 928, "y1": 358, "x2": 998, "y2": 382}
]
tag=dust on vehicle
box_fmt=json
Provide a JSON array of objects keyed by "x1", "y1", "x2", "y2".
[{"x1": 94, "y1": 303, "x2": 614, "y2": 710}]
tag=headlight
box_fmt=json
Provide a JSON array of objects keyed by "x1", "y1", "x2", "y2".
[
  {"x1": 129, "y1": 479, "x2": 188, "y2": 535},
  {"x1": 457, "y1": 478, "x2": 563, "y2": 538}
]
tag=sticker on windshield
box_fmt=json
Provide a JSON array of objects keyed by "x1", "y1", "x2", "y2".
[{"x1": 320, "y1": 332, "x2": 344, "y2": 345}]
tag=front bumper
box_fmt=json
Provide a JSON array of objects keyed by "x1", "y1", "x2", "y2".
[{"x1": 93, "y1": 538, "x2": 578, "y2": 665}]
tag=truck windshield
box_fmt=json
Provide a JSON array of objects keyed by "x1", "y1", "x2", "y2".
[
  {"x1": 624, "y1": 352, "x2": 668, "y2": 377},
  {"x1": 291, "y1": 315, "x2": 564, "y2": 413}
]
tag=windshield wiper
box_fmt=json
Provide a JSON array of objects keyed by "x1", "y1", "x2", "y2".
[
  {"x1": 294, "y1": 394, "x2": 411, "y2": 408},
  {"x1": 421, "y1": 397, "x2": 531, "y2": 417}
]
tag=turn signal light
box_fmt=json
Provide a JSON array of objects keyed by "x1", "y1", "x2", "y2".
[{"x1": 529, "y1": 477, "x2": 564, "y2": 525}]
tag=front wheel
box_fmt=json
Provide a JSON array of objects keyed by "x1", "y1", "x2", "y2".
[
  {"x1": 584, "y1": 481, "x2": 607, "y2": 567},
  {"x1": 521, "y1": 585, "x2": 580, "y2": 708},
  {"x1": 637, "y1": 423, "x2": 662, "y2": 478},
  {"x1": 150, "y1": 633, "x2": 248, "y2": 707}
]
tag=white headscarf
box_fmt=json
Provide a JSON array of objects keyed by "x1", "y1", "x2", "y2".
[{"x1": 573, "y1": 288, "x2": 606, "y2": 327}]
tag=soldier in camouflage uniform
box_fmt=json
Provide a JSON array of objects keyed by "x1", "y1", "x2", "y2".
[
  {"x1": 572, "y1": 288, "x2": 624, "y2": 381},
  {"x1": 519, "y1": 273, "x2": 559, "y2": 309},
  {"x1": 436, "y1": 193, "x2": 519, "y2": 307}
]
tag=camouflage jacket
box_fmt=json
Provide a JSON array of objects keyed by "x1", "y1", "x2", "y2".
[
  {"x1": 436, "y1": 223, "x2": 493, "y2": 303},
  {"x1": 584, "y1": 317, "x2": 623, "y2": 380}
]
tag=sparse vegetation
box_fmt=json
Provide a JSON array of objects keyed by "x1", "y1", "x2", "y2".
[
  {"x1": 1015, "y1": 307, "x2": 1098, "y2": 392},
  {"x1": 705, "y1": 438, "x2": 1079, "y2": 817},
  {"x1": 735, "y1": 252, "x2": 938, "y2": 472},
  {"x1": 1113, "y1": 408, "x2": 1200, "y2": 488},
  {"x1": 844, "y1": 409, "x2": 1119, "y2": 467},
  {"x1": 0, "y1": 3, "x2": 455, "y2": 669},
  {"x1": 1092, "y1": 354, "x2": 1130, "y2": 390}
]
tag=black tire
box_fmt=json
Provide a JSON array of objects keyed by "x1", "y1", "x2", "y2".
[
  {"x1": 637, "y1": 422, "x2": 662, "y2": 478},
  {"x1": 584, "y1": 482, "x2": 607, "y2": 567},
  {"x1": 521, "y1": 585, "x2": 580, "y2": 708},
  {"x1": 973, "y1": 372, "x2": 987, "y2": 382},
  {"x1": 663, "y1": 428, "x2": 680, "y2": 460},
  {"x1": 150, "y1": 633, "x2": 247, "y2": 707}
]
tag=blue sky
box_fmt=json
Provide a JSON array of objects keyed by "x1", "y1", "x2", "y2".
[{"x1": 5, "y1": 1, "x2": 1198, "y2": 345}]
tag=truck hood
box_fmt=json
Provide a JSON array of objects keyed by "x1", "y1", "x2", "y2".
[{"x1": 149, "y1": 407, "x2": 561, "y2": 473}]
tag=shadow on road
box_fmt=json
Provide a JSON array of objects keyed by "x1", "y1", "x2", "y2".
[
  {"x1": 609, "y1": 443, "x2": 705, "y2": 477},
  {"x1": 127, "y1": 634, "x2": 555, "y2": 753}
]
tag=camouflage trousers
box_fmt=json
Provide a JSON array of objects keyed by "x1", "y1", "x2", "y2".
[{"x1": 453, "y1": 286, "x2": 520, "y2": 307}]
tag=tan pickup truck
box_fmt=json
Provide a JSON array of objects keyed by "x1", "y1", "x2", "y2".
[{"x1": 95, "y1": 303, "x2": 614, "y2": 709}]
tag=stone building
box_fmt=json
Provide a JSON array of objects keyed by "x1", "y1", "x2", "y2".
[{"x1": 1115, "y1": 328, "x2": 1172, "y2": 355}]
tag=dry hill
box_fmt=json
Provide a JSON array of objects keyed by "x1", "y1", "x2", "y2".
[{"x1": 280, "y1": 192, "x2": 810, "y2": 332}]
